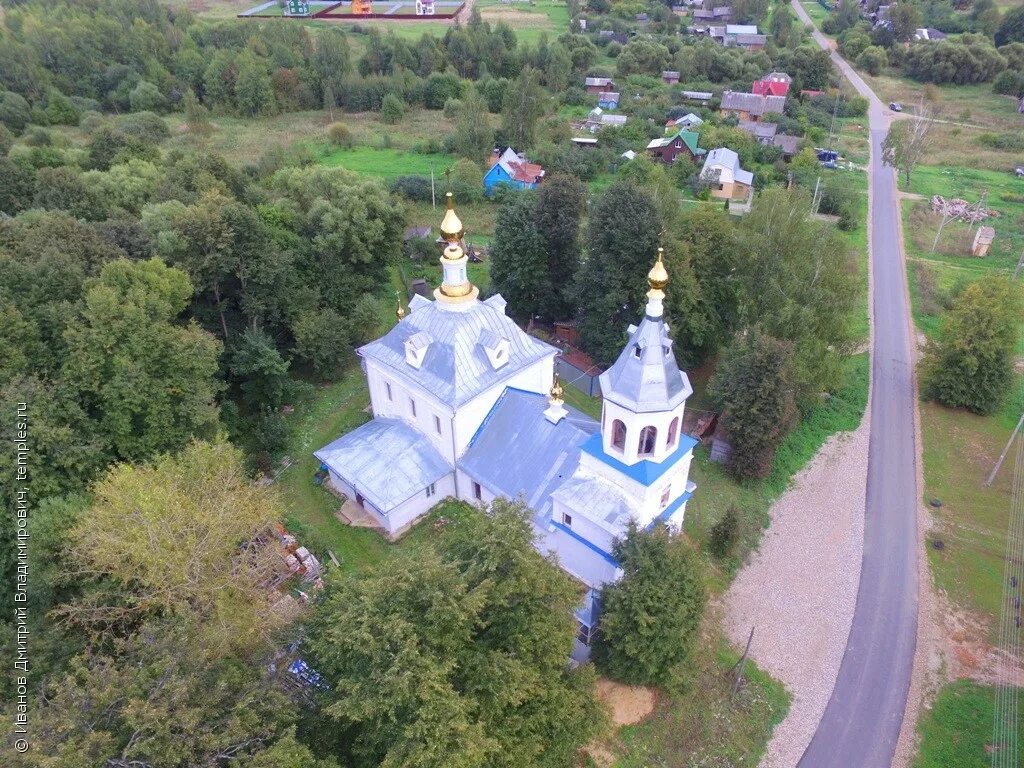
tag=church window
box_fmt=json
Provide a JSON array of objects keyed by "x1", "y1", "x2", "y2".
[
  {"x1": 425, "y1": 482, "x2": 436, "y2": 498},
  {"x1": 434, "y1": 415, "x2": 442, "y2": 434},
  {"x1": 562, "y1": 512, "x2": 573, "y2": 527},
  {"x1": 611, "y1": 419, "x2": 627, "y2": 450},
  {"x1": 638, "y1": 425, "x2": 657, "y2": 456},
  {"x1": 410, "y1": 398, "x2": 417, "y2": 417},
  {"x1": 633, "y1": 344, "x2": 641, "y2": 358},
  {"x1": 385, "y1": 382, "x2": 392, "y2": 401},
  {"x1": 667, "y1": 417, "x2": 679, "y2": 448},
  {"x1": 660, "y1": 485, "x2": 671, "y2": 507},
  {"x1": 473, "y1": 481, "x2": 482, "y2": 500}
]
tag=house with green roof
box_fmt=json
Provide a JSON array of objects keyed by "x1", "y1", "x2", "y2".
[{"x1": 645, "y1": 129, "x2": 705, "y2": 166}]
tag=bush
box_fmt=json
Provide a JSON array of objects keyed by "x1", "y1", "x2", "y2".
[
  {"x1": 856, "y1": 45, "x2": 888, "y2": 76},
  {"x1": 0, "y1": 91, "x2": 31, "y2": 134},
  {"x1": 977, "y1": 131, "x2": 1024, "y2": 151},
  {"x1": 903, "y1": 37, "x2": 1007, "y2": 84},
  {"x1": 708, "y1": 507, "x2": 740, "y2": 559},
  {"x1": 992, "y1": 69, "x2": 1024, "y2": 97},
  {"x1": 380, "y1": 93, "x2": 404, "y2": 124},
  {"x1": 923, "y1": 276, "x2": 1024, "y2": 414},
  {"x1": 442, "y1": 97, "x2": 462, "y2": 119},
  {"x1": 327, "y1": 122, "x2": 353, "y2": 148},
  {"x1": 388, "y1": 175, "x2": 433, "y2": 202},
  {"x1": 128, "y1": 81, "x2": 167, "y2": 113},
  {"x1": 116, "y1": 111, "x2": 170, "y2": 144}
]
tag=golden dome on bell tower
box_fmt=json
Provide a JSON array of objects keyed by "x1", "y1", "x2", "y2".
[{"x1": 647, "y1": 247, "x2": 669, "y2": 291}]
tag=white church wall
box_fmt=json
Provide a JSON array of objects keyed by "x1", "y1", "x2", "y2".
[
  {"x1": 539, "y1": 523, "x2": 621, "y2": 589},
  {"x1": 385, "y1": 472, "x2": 456, "y2": 536},
  {"x1": 365, "y1": 361, "x2": 457, "y2": 464},
  {"x1": 455, "y1": 469, "x2": 496, "y2": 506},
  {"x1": 451, "y1": 354, "x2": 555, "y2": 457}
]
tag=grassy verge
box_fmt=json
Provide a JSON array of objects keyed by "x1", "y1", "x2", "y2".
[
  {"x1": 611, "y1": 640, "x2": 790, "y2": 767},
  {"x1": 913, "y1": 680, "x2": 1024, "y2": 767}
]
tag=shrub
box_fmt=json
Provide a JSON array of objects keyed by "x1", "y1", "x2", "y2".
[
  {"x1": 327, "y1": 122, "x2": 353, "y2": 148},
  {"x1": 708, "y1": 507, "x2": 741, "y2": 559},
  {"x1": 380, "y1": 93, "x2": 404, "y2": 124},
  {"x1": 116, "y1": 111, "x2": 171, "y2": 144},
  {"x1": 977, "y1": 131, "x2": 1024, "y2": 151},
  {"x1": 128, "y1": 81, "x2": 167, "y2": 113},
  {"x1": 442, "y1": 97, "x2": 462, "y2": 119},
  {"x1": 856, "y1": 45, "x2": 888, "y2": 76},
  {"x1": 992, "y1": 69, "x2": 1024, "y2": 97},
  {"x1": 0, "y1": 91, "x2": 31, "y2": 134},
  {"x1": 388, "y1": 175, "x2": 434, "y2": 201}
]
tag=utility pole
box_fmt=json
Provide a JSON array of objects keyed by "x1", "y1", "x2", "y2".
[
  {"x1": 729, "y1": 626, "x2": 755, "y2": 699},
  {"x1": 1014, "y1": 246, "x2": 1024, "y2": 279},
  {"x1": 987, "y1": 412, "x2": 1024, "y2": 487},
  {"x1": 431, "y1": 167, "x2": 435, "y2": 209}
]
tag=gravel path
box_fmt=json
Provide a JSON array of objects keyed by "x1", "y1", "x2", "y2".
[{"x1": 724, "y1": 407, "x2": 870, "y2": 768}]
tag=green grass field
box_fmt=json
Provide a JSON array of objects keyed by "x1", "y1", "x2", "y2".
[
  {"x1": 913, "y1": 681, "x2": 1024, "y2": 767},
  {"x1": 319, "y1": 145, "x2": 453, "y2": 179}
]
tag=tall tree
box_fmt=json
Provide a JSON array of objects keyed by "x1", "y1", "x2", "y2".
[
  {"x1": 61, "y1": 258, "x2": 222, "y2": 463},
  {"x1": 922, "y1": 275, "x2": 1023, "y2": 414},
  {"x1": 709, "y1": 332, "x2": 798, "y2": 479},
  {"x1": 882, "y1": 101, "x2": 935, "y2": 186},
  {"x1": 594, "y1": 523, "x2": 707, "y2": 686},
  {"x1": 735, "y1": 188, "x2": 857, "y2": 406},
  {"x1": 500, "y1": 66, "x2": 547, "y2": 149},
  {"x1": 453, "y1": 89, "x2": 495, "y2": 163},
  {"x1": 489, "y1": 191, "x2": 549, "y2": 324},
  {"x1": 63, "y1": 439, "x2": 286, "y2": 653},
  {"x1": 535, "y1": 173, "x2": 586, "y2": 320},
  {"x1": 305, "y1": 499, "x2": 603, "y2": 768},
  {"x1": 575, "y1": 180, "x2": 662, "y2": 366}
]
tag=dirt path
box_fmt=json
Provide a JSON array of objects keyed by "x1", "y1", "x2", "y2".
[{"x1": 724, "y1": 408, "x2": 870, "y2": 768}]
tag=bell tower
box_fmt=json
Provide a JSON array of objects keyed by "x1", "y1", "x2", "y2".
[{"x1": 597, "y1": 248, "x2": 692, "y2": 466}]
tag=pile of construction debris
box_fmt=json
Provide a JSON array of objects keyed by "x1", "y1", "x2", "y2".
[{"x1": 931, "y1": 195, "x2": 1000, "y2": 223}]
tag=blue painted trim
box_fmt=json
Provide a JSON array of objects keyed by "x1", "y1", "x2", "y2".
[
  {"x1": 581, "y1": 433, "x2": 699, "y2": 486},
  {"x1": 552, "y1": 521, "x2": 619, "y2": 567},
  {"x1": 646, "y1": 488, "x2": 693, "y2": 531}
]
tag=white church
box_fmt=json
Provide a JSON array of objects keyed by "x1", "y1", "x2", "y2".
[{"x1": 316, "y1": 194, "x2": 698, "y2": 657}]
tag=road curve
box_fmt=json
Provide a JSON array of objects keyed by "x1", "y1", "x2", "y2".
[{"x1": 791, "y1": 3, "x2": 920, "y2": 766}]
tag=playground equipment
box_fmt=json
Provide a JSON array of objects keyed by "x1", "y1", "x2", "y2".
[
  {"x1": 416, "y1": 0, "x2": 435, "y2": 14},
  {"x1": 285, "y1": 0, "x2": 310, "y2": 13},
  {"x1": 351, "y1": 0, "x2": 373, "y2": 13}
]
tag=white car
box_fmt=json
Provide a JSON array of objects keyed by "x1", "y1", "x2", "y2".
[{"x1": 889, "y1": 102, "x2": 903, "y2": 112}]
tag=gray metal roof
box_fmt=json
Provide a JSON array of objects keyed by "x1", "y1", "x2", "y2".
[
  {"x1": 359, "y1": 295, "x2": 556, "y2": 408},
  {"x1": 721, "y1": 91, "x2": 786, "y2": 117},
  {"x1": 599, "y1": 314, "x2": 692, "y2": 413},
  {"x1": 458, "y1": 389, "x2": 598, "y2": 522},
  {"x1": 314, "y1": 418, "x2": 451, "y2": 513},
  {"x1": 552, "y1": 474, "x2": 637, "y2": 534}
]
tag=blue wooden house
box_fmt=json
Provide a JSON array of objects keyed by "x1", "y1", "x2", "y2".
[
  {"x1": 597, "y1": 91, "x2": 620, "y2": 110},
  {"x1": 483, "y1": 147, "x2": 545, "y2": 196}
]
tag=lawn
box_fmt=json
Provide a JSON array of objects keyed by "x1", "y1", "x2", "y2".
[
  {"x1": 611, "y1": 640, "x2": 790, "y2": 767},
  {"x1": 913, "y1": 681, "x2": 1024, "y2": 767},
  {"x1": 320, "y1": 144, "x2": 452, "y2": 179}
]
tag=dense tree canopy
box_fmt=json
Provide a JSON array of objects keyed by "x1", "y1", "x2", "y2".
[
  {"x1": 923, "y1": 276, "x2": 1024, "y2": 414},
  {"x1": 306, "y1": 499, "x2": 603, "y2": 768}
]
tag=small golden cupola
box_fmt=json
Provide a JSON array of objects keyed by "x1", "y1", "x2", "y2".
[
  {"x1": 645, "y1": 247, "x2": 669, "y2": 318},
  {"x1": 395, "y1": 290, "x2": 405, "y2": 321},
  {"x1": 435, "y1": 192, "x2": 479, "y2": 306},
  {"x1": 544, "y1": 372, "x2": 567, "y2": 424}
]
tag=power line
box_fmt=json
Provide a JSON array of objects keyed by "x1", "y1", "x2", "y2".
[{"x1": 991, "y1": 423, "x2": 1024, "y2": 768}]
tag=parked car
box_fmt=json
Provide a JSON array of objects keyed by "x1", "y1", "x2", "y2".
[
  {"x1": 1015, "y1": 166, "x2": 1024, "y2": 178},
  {"x1": 889, "y1": 102, "x2": 902, "y2": 112}
]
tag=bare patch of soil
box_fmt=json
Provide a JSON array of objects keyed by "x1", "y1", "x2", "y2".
[{"x1": 595, "y1": 678, "x2": 657, "y2": 727}]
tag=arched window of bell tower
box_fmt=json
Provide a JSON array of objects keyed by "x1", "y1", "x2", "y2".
[
  {"x1": 638, "y1": 425, "x2": 657, "y2": 456},
  {"x1": 611, "y1": 419, "x2": 627, "y2": 451}
]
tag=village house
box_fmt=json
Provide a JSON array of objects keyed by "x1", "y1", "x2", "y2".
[
  {"x1": 701, "y1": 147, "x2": 754, "y2": 200},
  {"x1": 738, "y1": 120, "x2": 778, "y2": 144},
  {"x1": 597, "y1": 91, "x2": 620, "y2": 110},
  {"x1": 662, "y1": 70, "x2": 680, "y2": 85},
  {"x1": 735, "y1": 32, "x2": 767, "y2": 51},
  {"x1": 666, "y1": 112, "x2": 703, "y2": 132},
  {"x1": 772, "y1": 133, "x2": 801, "y2": 159},
  {"x1": 483, "y1": 147, "x2": 544, "y2": 195},
  {"x1": 752, "y1": 71, "x2": 792, "y2": 97},
  {"x1": 693, "y1": 5, "x2": 731, "y2": 21},
  {"x1": 913, "y1": 27, "x2": 947, "y2": 41},
  {"x1": 646, "y1": 129, "x2": 705, "y2": 166},
  {"x1": 585, "y1": 76, "x2": 615, "y2": 94},
  {"x1": 571, "y1": 136, "x2": 599, "y2": 149},
  {"x1": 720, "y1": 90, "x2": 787, "y2": 122},
  {"x1": 681, "y1": 89, "x2": 714, "y2": 106},
  {"x1": 316, "y1": 197, "x2": 699, "y2": 661},
  {"x1": 583, "y1": 111, "x2": 626, "y2": 133}
]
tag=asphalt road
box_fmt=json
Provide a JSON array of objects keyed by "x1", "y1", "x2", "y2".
[{"x1": 791, "y1": 3, "x2": 920, "y2": 766}]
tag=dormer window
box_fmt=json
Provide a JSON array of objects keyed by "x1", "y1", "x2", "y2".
[
  {"x1": 479, "y1": 329, "x2": 510, "y2": 370},
  {"x1": 633, "y1": 344, "x2": 642, "y2": 358},
  {"x1": 404, "y1": 331, "x2": 431, "y2": 369}
]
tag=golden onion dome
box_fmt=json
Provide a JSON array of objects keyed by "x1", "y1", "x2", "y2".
[
  {"x1": 549, "y1": 373, "x2": 564, "y2": 402},
  {"x1": 648, "y1": 247, "x2": 669, "y2": 291},
  {"x1": 396, "y1": 291, "x2": 405, "y2": 320},
  {"x1": 440, "y1": 192, "x2": 464, "y2": 245}
]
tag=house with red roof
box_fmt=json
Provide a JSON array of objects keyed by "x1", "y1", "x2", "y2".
[
  {"x1": 484, "y1": 147, "x2": 545, "y2": 195},
  {"x1": 752, "y1": 72, "x2": 792, "y2": 97}
]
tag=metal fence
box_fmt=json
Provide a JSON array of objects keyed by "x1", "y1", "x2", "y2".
[{"x1": 555, "y1": 356, "x2": 602, "y2": 398}]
